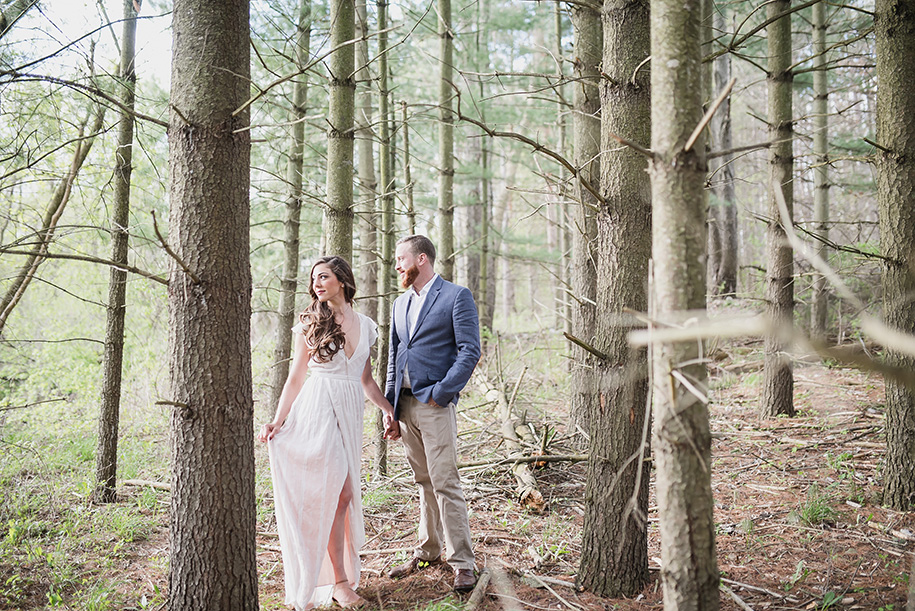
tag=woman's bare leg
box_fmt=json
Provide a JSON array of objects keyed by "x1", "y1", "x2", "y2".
[{"x1": 328, "y1": 477, "x2": 364, "y2": 607}]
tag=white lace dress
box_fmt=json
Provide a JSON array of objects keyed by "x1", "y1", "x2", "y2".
[{"x1": 268, "y1": 313, "x2": 377, "y2": 610}]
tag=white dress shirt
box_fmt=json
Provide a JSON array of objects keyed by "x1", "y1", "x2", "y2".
[{"x1": 403, "y1": 274, "x2": 438, "y2": 388}]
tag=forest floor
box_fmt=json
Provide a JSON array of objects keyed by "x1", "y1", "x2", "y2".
[{"x1": 2, "y1": 330, "x2": 914, "y2": 610}]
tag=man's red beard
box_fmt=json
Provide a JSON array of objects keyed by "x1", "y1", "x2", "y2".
[{"x1": 400, "y1": 265, "x2": 419, "y2": 289}]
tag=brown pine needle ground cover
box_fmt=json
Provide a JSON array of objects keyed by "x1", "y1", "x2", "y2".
[{"x1": 1, "y1": 337, "x2": 913, "y2": 610}]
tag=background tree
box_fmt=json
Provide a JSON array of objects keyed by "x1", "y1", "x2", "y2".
[
  {"x1": 437, "y1": 0, "x2": 454, "y2": 280},
  {"x1": 94, "y1": 0, "x2": 139, "y2": 504},
  {"x1": 761, "y1": 0, "x2": 796, "y2": 419},
  {"x1": 875, "y1": 0, "x2": 915, "y2": 510},
  {"x1": 650, "y1": 0, "x2": 719, "y2": 605},
  {"x1": 578, "y1": 0, "x2": 651, "y2": 597},
  {"x1": 324, "y1": 0, "x2": 356, "y2": 260},
  {"x1": 567, "y1": 1, "x2": 600, "y2": 437},
  {"x1": 810, "y1": 0, "x2": 830, "y2": 338},
  {"x1": 165, "y1": 0, "x2": 258, "y2": 607},
  {"x1": 268, "y1": 0, "x2": 312, "y2": 417},
  {"x1": 355, "y1": 0, "x2": 378, "y2": 325},
  {"x1": 707, "y1": 4, "x2": 738, "y2": 298}
]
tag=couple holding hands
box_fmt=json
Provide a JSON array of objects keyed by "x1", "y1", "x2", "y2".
[{"x1": 258, "y1": 235, "x2": 481, "y2": 610}]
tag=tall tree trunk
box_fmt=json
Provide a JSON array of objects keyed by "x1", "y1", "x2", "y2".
[
  {"x1": 578, "y1": 0, "x2": 650, "y2": 597},
  {"x1": 166, "y1": 0, "x2": 258, "y2": 608},
  {"x1": 650, "y1": 0, "x2": 719, "y2": 606},
  {"x1": 567, "y1": 2, "x2": 600, "y2": 437},
  {"x1": 876, "y1": 0, "x2": 915, "y2": 511},
  {"x1": 709, "y1": 6, "x2": 737, "y2": 297},
  {"x1": 94, "y1": 0, "x2": 139, "y2": 504},
  {"x1": 355, "y1": 0, "x2": 378, "y2": 328},
  {"x1": 325, "y1": 0, "x2": 356, "y2": 260},
  {"x1": 761, "y1": 0, "x2": 795, "y2": 419},
  {"x1": 373, "y1": 0, "x2": 392, "y2": 477},
  {"x1": 810, "y1": 0, "x2": 829, "y2": 339},
  {"x1": 0, "y1": 104, "x2": 105, "y2": 335},
  {"x1": 437, "y1": 0, "x2": 454, "y2": 280},
  {"x1": 269, "y1": 0, "x2": 311, "y2": 418}
]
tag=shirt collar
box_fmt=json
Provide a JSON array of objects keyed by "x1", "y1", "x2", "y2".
[{"x1": 411, "y1": 273, "x2": 438, "y2": 298}]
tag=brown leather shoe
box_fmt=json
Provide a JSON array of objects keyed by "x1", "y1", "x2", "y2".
[
  {"x1": 453, "y1": 568, "x2": 477, "y2": 592},
  {"x1": 388, "y1": 555, "x2": 444, "y2": 579}
]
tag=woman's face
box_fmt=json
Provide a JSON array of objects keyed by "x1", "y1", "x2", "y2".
[{"x1": 312, "y1": 264, "x2": 343, "y2": 303}]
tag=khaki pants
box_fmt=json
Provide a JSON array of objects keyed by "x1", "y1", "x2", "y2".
[{"x1": 398, "y1": 394, "x2": 475, "y2": 570}]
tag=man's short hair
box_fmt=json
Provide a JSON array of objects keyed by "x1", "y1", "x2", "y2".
[{"x1": 397, "y1": 234, "x2": 436, "y2": 264}]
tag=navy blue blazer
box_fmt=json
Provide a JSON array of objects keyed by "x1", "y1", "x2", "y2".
[{"x1": 384, "y1": 275, "x2": 482, "y2": 420}]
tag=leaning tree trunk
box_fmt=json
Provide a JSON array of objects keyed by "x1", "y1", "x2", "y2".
[
  {"x1": 578, "y1": 0, "x2": 650, "y2": 597},
  {"x1": 760, "y1": 0, "x2": 795, "y2": 419},
  {"x1": 355, "y1": 0, "x2": 378, "y2": 327},
  {"x1": 650, "y1": 0, "x2": 720, "y2": 606},
  {"x1": 810, "y1": 0, "x2": 829, "y2": 339},
  {"x1": 567, "y1": 1, "x2": 600, "y2": 438},
  {"x1": 94, "y1": 0, "x2": 139, "y2": 504},
  {"x1": 0, "y1": 104, "x2": 105, "y2": 335},
  {"x1": 324, "y1": 0, "x2": 356, "y2": 261},
  {"x1": 166, "y1": 0, "x2": 258, "y2": 609},
  {"x1": 268, "y1": 0, "x2": 311, "y2": 417},
  {"x1": 875, "y1": 0, "x2": 915, "y2": 511},
  {"x1": 437, "y1": 0, "x2": 454, "y2": 280}
]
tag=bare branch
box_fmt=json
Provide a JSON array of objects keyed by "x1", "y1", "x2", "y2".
[
  {"x1": 151, "y1": 211, "x2": 200, "y2": 285},
  {"x1": 0, "y1": 248, "x2": 168, "y2": 285},
  {"x1": 684, "y1": 77, "x2": 736, "y2": 152}
]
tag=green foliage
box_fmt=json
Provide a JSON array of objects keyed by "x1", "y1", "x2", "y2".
[{"x1": 793, "y1": 484, "x2": 837, "y2": 527}]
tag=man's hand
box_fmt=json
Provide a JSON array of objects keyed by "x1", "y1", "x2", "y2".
[{"x1": 429, "y1": 398, "x2": 441, "y2": 407}]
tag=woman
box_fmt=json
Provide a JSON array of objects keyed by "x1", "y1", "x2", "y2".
[{"x1": 258, "y1": 256, "x2": 397, "y2": 610}]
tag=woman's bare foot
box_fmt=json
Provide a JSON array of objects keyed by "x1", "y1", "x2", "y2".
[{"x1": 332, "y1": 581, "x2": 366, "y2": 609}]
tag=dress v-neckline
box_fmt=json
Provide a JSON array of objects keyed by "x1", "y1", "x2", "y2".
[{"x1": 342, "y1": 314, "x2": 361, "y2": 360}]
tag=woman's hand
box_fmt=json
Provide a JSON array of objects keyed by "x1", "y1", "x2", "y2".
[{"x1": 258, "y1": 422, "x2": 281, "y2": 443}]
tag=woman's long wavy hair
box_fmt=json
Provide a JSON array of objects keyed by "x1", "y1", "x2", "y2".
[{"x1": 299, "y1": 256, "x2": 357, "y2": 363}]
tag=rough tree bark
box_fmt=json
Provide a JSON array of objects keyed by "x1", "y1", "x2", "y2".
[
  {"x1": 650, "y1": 0, "x2": 720, "y2": 605},
  {"x1": 578, "y1": 0, "x2": 651, "y2": 597},
  {"x1": 761, "y1": 0, "x2": 795, "y2": 419},
  {"x1": 567, "y1": 1, "x2": 600, "y2": 438},
  {"x1": 437, "y1": 0, "x2": 454, "y2": 280},
  {"x1": 810, "y1": 0, "x2": 829, "y2": 339},
  {"x1": 324, "y1": 0, "x2": 356, "y2": 260},
  {"x1": 269, "y1": 0, "x2": 311, "y2": 417},
  {"x1": 875, "y1": 0, "x2": 915, "y2": 511},
  {"x1": 166, "y1": 0, "x2": 258, "y2": 608},
  {"x1": 94, "y1": 0, "x2": 139, "y2": 504}
]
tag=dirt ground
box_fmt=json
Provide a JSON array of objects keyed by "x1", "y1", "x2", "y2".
[{"x1": 287, "y1": 347, "x2": 913, "y2": 611}]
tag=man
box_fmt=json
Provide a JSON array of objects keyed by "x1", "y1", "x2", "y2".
[{"x1": 383, "y1": 234, "x2": 481, "y2": 593}]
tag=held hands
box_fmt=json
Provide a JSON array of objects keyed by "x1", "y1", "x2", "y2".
[
  {"x1": 382, "y1": 411, "x2": 401, "y2": 441},
  {"x1": 258, "y1": 422, "x2": 281, "y2": 443}
]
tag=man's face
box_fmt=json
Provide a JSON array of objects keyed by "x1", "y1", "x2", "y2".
[{"x1": 395, "y1": 243, "x2": 420, "y2": 289}]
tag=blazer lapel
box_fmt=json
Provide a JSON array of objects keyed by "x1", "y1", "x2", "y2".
[{"x1": 411, "y1": 276, "x2": 442, "y2": 337}]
